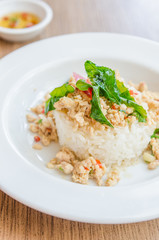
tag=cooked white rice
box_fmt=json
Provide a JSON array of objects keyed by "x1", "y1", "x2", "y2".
[{"x1": 54, "y1": 110, "x2": 155, "y2": 167}]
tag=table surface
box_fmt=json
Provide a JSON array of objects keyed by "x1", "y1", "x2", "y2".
[{"x1": 1, "y1": 0, "x2": 159, "y2": 239}]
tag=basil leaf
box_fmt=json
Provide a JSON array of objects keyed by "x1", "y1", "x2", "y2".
[
  {"x1": 76, "y1": 80, "x2": 112, "y2": 127},
  {"x1": 85, "y1": 61, "x2": 121, "y2": 104},
  {"x1": 116, "y1": 80, "x2": 147, "y2": 121},
  {"x1": 45, "y1": 61, "x2": 147, "y2": 127},
  {"x1": 151, "y1": 128, "x2": 159, "y2": 139},
  {"x1": 116, "y1": 80, "x2": 134, "y2": 101},
  {"x1": 90, "y1": 86, "x2": 113, "y2": 127},
  {"x1": 38, "y1": 119, "x2": 43, "y2": 124},
  {"x1": 45, "y1": 96, "x2": 60, "y2": 114},
  {"x1": 84, "y1": 60, "x2": 147, "y2": 124},
  {"x1": 120, "y1": 97, "x2": 147, "y2": 122},
  {"x1": 134, "y1": 112, "x2": 146, "y2": 123},
  {"x1": 76, "y1": 80, "x2": 92, "y2": 91},
  {"x1": 125, "y1": 110, "x2": 146, "y2": 122},
  {"x1": 45, "y1": 83, "x2": 74, "y2": 114},
  {"x1": 50, "y1": 83, "x2": 74, "y2": 98}
]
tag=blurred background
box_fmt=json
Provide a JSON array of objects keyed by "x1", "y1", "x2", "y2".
[{"x1": 0, "y1": 0, "x2": 159, "y2": 57}]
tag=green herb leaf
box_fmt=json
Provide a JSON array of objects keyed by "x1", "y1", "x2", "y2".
[
  {"x1": 116, "y1": 80, "x2": 134, "y2": 101},
  {"x1": 38, "y1": 119, "x2": 43, "y2": 124},
  {"x1": 151, "y1": 128, "x2": 159, "y2": 139},
  {"x1": 90, "y1": 86, "x2": 113, "y2": 127},
  {"x1": 50, "y1": 83, "x2": 74, "y2": 98},
  {"x1": 59, "y1": 166, "x2": 64, "y2": 171},
  {"x1": 120, "y1": 97, "x2": 147, "y2": 122},
  {"x1": 84, "y1": 60, "x2": 147, "y2": 124},
  {"x1": 127, "y1": 111, "x2": 146, "y2": 123},
  {"x1": 89, "y1": 169, "x2": 94, "y2": 175},
  {"x1": 133, "y1": 112, "x2": 146, "y2": 123},
  {"x1": 116, "y1": 80, "x2": 147, "y2": 121},
  {"x1": 45, "y1": 96, "x2": 60, "y2": 114},
  {"x1": 76, "y1": 80, "x2": 112, "y2": 127},
  {"x1": 10, "y1": 17, "x2": 17, "y2": 22},
  {"x1": 45, "y1": 83, "x2": 74, "y2": 114},
  {"x1": 76, "y1": 79, "x2": 92, "y2": 91},
  {"x1": 85, "y1": 61, "x2": 121, "y2": 104}
]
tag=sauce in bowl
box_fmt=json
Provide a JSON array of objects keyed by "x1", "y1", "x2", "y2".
[{"x1": 0, "y1": 12, "x2": 40, "y2": 29}]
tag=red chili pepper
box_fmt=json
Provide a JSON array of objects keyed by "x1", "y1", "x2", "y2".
[
  {"x1": 3, "y1": 16, "x2": 9, "y2": 21},
  {"x1": 129, "y1": 89, "x2": 138, "y2": 96},
  {"x1": 21, "y1": 12, "x2": 28, "y2": 20},
  {"x1": 9, "y1": 22, "x2": 16, "y2": 28},
  {"x1": 41, "y1": 109, "x2": 45, "y2": 114},
  {"x1": 34, "y1": 136, "x2": 40, "y2": 142},
  {"x1": 83, "y1": 78, "x2": 92, "y2": 99},
  {"x1": 84, "y1": 88, "x2": 93, "y2": 99},
  {"x1": 112, "y1": 104, "x2": 117, "y2": 110},
  {"x1": 96, "y1": 159, "x2": 102, "y2": 168},
  {"x1": 84, "y1": 166, "x2": 89, "y2": 171},
  {"x1": 46, "y1": 128, "x2": 52, "y2": 133}
]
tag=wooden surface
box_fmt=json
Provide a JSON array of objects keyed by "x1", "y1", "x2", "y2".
[{"x1": 0, "y1": 0, "x2": 159, "y2": 239}]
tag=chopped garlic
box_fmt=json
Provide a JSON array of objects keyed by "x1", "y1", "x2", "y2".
[{"x1": 143, "y1": 152, "x2": 155, "y2": 163}]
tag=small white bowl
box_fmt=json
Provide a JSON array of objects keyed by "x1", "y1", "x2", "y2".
[{"x1": 0, "y1": 0, "x2": 53, "y2": 42}]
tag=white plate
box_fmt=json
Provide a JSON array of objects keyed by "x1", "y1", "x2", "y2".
[{"x1": 0, "y1": 33, "x2": 159, "y2": 224}]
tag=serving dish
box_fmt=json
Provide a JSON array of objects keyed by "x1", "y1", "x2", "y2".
[
  {"x1": 0, "y1": 33, "x2": 159, "y2": 224},
  {"x1": 0, "y1": 0, "x2": 53, "y2": 42}
]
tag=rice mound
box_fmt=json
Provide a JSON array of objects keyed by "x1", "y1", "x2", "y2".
[{"x1": 54, "y1": 110, "x2": 155, "y2": 167}]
